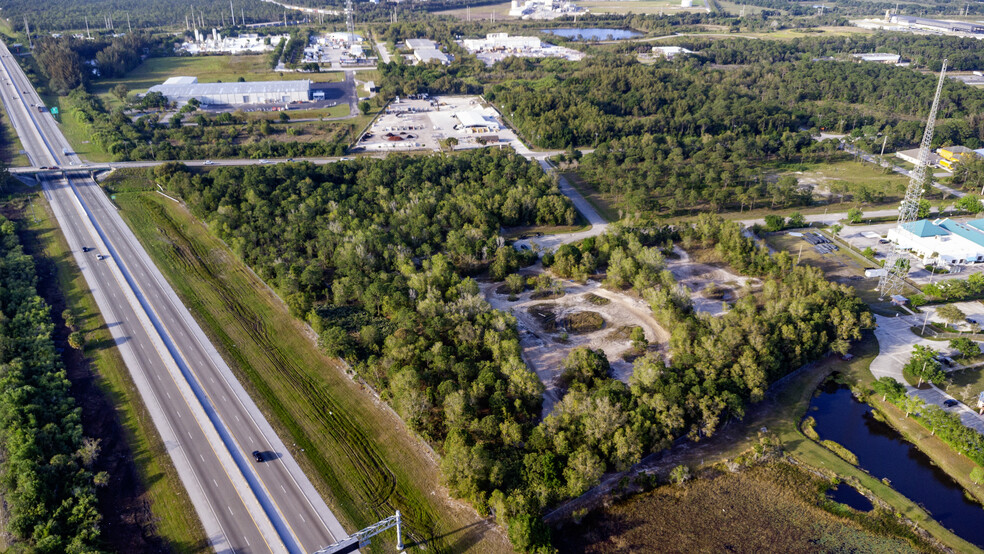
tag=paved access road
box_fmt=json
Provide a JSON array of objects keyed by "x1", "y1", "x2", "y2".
[{"x1": 0, "y1": 39, "x2": 346, "y2": 553}]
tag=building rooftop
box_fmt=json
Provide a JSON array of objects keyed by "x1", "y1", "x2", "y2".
[
  {"x1": 456, "y1": 110, "x2": 492, "y2": 127},
  {"x1": 936, "y1": 218, "x2": 984, "y2": 248},
  {"x1": 406, "y1": 38, "x2": 438, "y2": 50},
  {"x1": 163, "y1": 76, "x2": 199, "y2": 85},
  {"x1": 901, "y1": 219, "x2": 950, "y2": 238},
  {"x1": 148, "y1": 78, "x2": 312, "y2": 98},
  {"x1": 941, "y1": 145, "x2": 976, "y2": 154}
]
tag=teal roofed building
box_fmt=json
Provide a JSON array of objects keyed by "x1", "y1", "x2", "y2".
[{"x1": 888, "y1": 218, "x2": 984, "y2": 264}]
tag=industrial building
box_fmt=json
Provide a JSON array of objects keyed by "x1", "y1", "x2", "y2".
[
  {"x1": 888, "y1": 218, "x2": 984, "y2": 264},
  {"x1": 460, "y1": 33, "x2": 584, "y2": 66},
  {"x1": 455, "y1": 110, "x2": 500, "y2": 132},
  {"x1": 937, "y1": 145, "x2": 979, "y2": 171},
  {"x1": 652, "y1": 46, "x2": 693, "y2": 60},
  {"x1": 895, "y1": 148, "x2": 942, "y2": 167},
  {"x1": 404, "y1": 38, "x2": 449, "y2": 65},
  {"x1": 147, "y1": 76, "x2": 311, "y2": 105},
  {"x1": 894, "y1": 16, "x2": 984, "y2": 35},
  {"x1": 852, "y1": 52, "x2": 901, "y2": 64}
]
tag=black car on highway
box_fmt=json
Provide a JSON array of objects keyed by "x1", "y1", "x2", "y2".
[{"x1": 252, "y1": 450, "x2": 264, "y2": 463}]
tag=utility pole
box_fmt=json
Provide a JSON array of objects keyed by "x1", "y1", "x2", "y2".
[
  {"x1": 127, "y1": 13, "x2": 132, "y2": 34},
  {"x1": 24, "y1": 17, "x2": 31, "y2": 48},
  {"x1": 879, "y1": 60, "x2": 948, "y2": 298},
  {"x1": 241, "y1": 8, "x2": 245, "y2": 25},
  {"x1": 231, "y1": 0, "x2": 236, "y2": 26},
  {"x1": 85, "y1": 16, "x2": 91, "y2": 38}
]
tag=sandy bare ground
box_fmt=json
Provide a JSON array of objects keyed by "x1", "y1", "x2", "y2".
[
  {"x1": 665, "y1": 246, "x2": 756, "y2": 316},
  {"x1": 482, "y1": 278, "x2": 670, "y2": 418}
]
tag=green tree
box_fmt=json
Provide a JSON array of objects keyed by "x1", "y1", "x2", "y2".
[
  {"x1": 786, "y1": 212, "x2": 806, "y2": 228},
  {"x1": 956, "y1": 193, "x2": 984, "y2": 214},
  {"x1": 505, "y1": 273, "x2": 525, "y2": 294},
  {"x1": 904, "y1": 345, "x2": 944, "y2": 386},
  {"x1": 560, "y1": 347, "x2": 610, "y2": 389},
  {"x1": 111, "y1": 83, "x2": 129, "y2": 103},
  {"x1": 669, "y1": 464, "x2": 691, "y2": 484},
  {"x1": 936, "y1": 304, "x2": 966, "y2": 330},
  {"x1": 359, "y1": 100, "x2": 372, "y2": 115},
  {"x1": 949, "y1": 337, "x2": 980, "y2": 358},
  {"x1": 917, "y1": 198, "x2": 932, "y2": 219},
  {"x1": 67, "y1": 330, "x2": 85, "y2": 350},
  {"x1": 847, "y1": 207, "x2": 863, "y2": 224},
  {"x1": 764, "y1": 214, "x2": 785, "y2": 232},
  {"x1": 971, "y1": 466, "x2": 984, "y2": 485}
]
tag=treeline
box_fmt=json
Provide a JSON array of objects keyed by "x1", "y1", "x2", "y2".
[
  {"x1": 66, "y1": 88, "x2": 350, "y2": 160},
  {"x1": 733, "y1": 0, "x2": 984, "y2": 16},
  {"x1": 34, "y1": 33, "x2": 164, "y2": 94},
  {"x1": 0, "y1": 217, "x2": 105, "y2": 551},
  {"x1": 6, "y1": 0, "x2": 286, "y2": 31},
  {"x1": 146, "y1": 156, "x2": 872, "y2": 550},
  {"x1": 688, "y1": 33, "x2": 984, "y2": 70},
  {"x1": 871, "y1": 377, "x2": 984, "y2": 466}
]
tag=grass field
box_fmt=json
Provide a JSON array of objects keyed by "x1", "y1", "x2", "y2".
[
  {"x1": 10, "y1": 185, "x2": 209, "y2": 552},
  {"x1": 556, "y1": 461, "x2": 933, "y2": 553},
  {"x1": 92, "y1": 55, "x2": 345, "y2": 95},
  {"x1": 561, "y1": 172, "x2": 619, "y2": 222},
  {"x1": 105, "y1": 173, "x2": 511, "y2": 553},
  {"x1": 0, "y1": 98, "x2": 28, "y2": 166},
  {"x1": 578, "y1": 0, "x2": 707, "y2": 14}
]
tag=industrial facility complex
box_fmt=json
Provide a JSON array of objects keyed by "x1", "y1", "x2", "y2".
[
  {"x1": 507, "y1": 0, "x2": 587, "y2": 20},
  {"x1": 460, "y1": 33, "x2": 585, "y2": 65},
  {"x1": 303, "y1": 32, "x2": 370, "y2": 67},
  {"x1": 176, "y1": 30, "x2": 287, "y2": 54},
  {"x1": 147, "y1": 76, "x2": 312, "y2": 105},
  {"x1": 888, "y1": 219, "x2": 984, "y2": 265},
  {"x1": 853, "y1": 14, "x2": 984, "y2": 38},
  {"x1": 405, "y1": 38, "x2": 450, "y2": 65},
  {"x1": 358, "y1": 95, "x2": 517, "y2": 153}
]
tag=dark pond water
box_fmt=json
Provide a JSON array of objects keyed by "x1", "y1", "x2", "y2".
[
  {"x1": 810, "y1": 379, "x2": 984, "y2": 547},
  {"x1": 826, "y1": 484, "x2": 873, "y2": 512},
  {"x1": 542, "y1": 28, "x2": 643, "y2": 41}
]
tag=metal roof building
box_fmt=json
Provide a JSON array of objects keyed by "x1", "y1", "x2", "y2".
[
  {"x1": 147, "y1": 76, "x2": 312, "y2": 105},
  {"x1": 894, "y1": 16, "x2": 984, "y2": 34}
]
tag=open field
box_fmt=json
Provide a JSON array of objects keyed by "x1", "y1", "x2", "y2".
[
  {"x1": 105, "y1": 173, "x2": 510, "y2": 553},
  {"x1": 92, "y1": 55, "x2": 345, "y2": 95},
  {"x1": 578, "y1": 0, "x2": 707, "y2": 14},
  {"x1": 7, "y1": 185, "x2": 209, "y2": 552},
  {"x1": 948, "y1": 366, "x2": 984, "y2": 409},
  {"x1": 433, "y1": 1, "x2": 517, "y2": 19},
  {"x1": 778, "y1": 157, "x2": 910, "y2": 202},
  {"x1": 555, "y1": 461, "x2": 932, "y2": 553}
]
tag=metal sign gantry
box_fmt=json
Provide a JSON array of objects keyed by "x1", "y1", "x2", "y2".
[{"x1": 315, "y1": 511, "x2": 403, "y2": 554}]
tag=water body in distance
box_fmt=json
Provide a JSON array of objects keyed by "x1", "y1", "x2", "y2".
[
  {"x1": 542, "y1": 28, "x2": 642, "y2": 41},
  {"x1": 809, "y1": 378, "x2": 984, "y2": 548}
]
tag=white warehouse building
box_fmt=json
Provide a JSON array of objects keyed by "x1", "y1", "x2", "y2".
[
  {"x1": 147, "y1": 76, "x2": 311, "y2": 105},
  {"x1": 462, "y1": 33, "x2": 541, "y2": 51},
  {"x1": 888, "y1": 218, "x2": 984, "y2": 265}
]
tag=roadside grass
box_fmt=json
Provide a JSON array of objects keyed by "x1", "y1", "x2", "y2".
[
  {"x1": 50, "y1": 104, "x2": 114, "y2": 162},
  {"x1": 433, "y1": 1, "x2": 516, "y2": 18},
  {"x1": 560, "y1": 172, "x2": 619, "y2": 222},
  {"x1": 92, "y1": 55, "x2": 344, "y2": 94},
  {"x1": 947, "y1": 366, "x2": 984, "y2": 410},
  {"x1": 555, "y1": 461, "x2": 933, "y2": 553},
  {"x1": 11, "y1": 184, "x2": 209, "y2": 553},
  {"x1": 106, "y1": 180, "x2": 510, "y2": 553},
  {"x1": 0, "y1": 98, "x2": 28, "y2": 166}
]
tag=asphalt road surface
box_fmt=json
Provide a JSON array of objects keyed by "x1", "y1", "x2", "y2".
[{"x1": 0, "y1": 39, "x2": 346, "y2": 553}]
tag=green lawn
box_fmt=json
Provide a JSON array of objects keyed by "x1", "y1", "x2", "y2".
[
  {"x1": 577, "y1": 0, "x2": 706, "y2": 14},
  {"x1": 13, "y1": 186, "x2": 210, "y2": 552},
  {"x1": 105, "y1": 175, "x2": 511, "y2": 553},
  {"x1": 0, "y1": 97, "x2": 28, "y2": 166},
  {"x1": 93, "y1": 55, "x2": 345, "y2": 95}
]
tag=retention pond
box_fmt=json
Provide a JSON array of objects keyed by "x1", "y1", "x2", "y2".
[
  {"x1": 809, "y1": 378, "x2": 984, "y2": 548},
  {"x1": 542, "y1": 28, "x2": 642, "y2": 41}
]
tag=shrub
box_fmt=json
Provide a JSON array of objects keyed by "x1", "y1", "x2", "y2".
[
  {"x1": 822, "y1": 440, "x2": 859, "y2": 465},
  {"x1": 971, "y1": 466, "x2": 984, "y2": 485},
  {"x1": 669, "y1": 464, "x2": 691, "y2": 485}
]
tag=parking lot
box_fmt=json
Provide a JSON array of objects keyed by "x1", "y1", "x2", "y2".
[{"x1": 355, "y1": 95, "x2": 520, "y2": 153}]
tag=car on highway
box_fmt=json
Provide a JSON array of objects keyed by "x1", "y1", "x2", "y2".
[
  {"x1": 96, "y1": 254, "x2": 105, "y2": 260},
  {"x1": 81, "y1": 246, "x2": 91, "y2": 252},
  {"x1": 943, "y1": 399, "x2": 959, "y2": 408},
  {"x1": 49, "y1": 166, "x2": 59, "y2": 170},
  {"x1": 286, "y1": 158, "x2": 294, "y2": 162},
  {"x1": 252, "y1": 450, "x2": 264, "y2": 463},
  {"x1": 203, "y1": 160, "x2": 214, "y2": 165},
  {"x1": 258, "y1": 159, "x2": 270, "y2": 164}
]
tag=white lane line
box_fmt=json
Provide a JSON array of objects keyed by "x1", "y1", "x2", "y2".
[
  {"x1": 214, "y1": 479, "x2": 219, "y2": 487},
  {"x1": 281, "y1": 485, "x2": 287, "y2": 494},
  {"x1": 188, "y1": 431, "x2": 193, "y2": 440},
  {"x1": 299, "y1": 513, "x2": 305, "y2": 523},
  {"x1": 166, "y1": 392, "x2": 171, "y2": 399},
  {"x1": 228, "y1": 506, "x2": 234, "y2": 516},
  {"x1": 248, "y1": 436, "x2": 253, "y2": 443},
  {"x1": 235, "y1": 415, "x2": 240, "y2": 422},
  {"x1": 201, "y1": 454, "x2": 205, "y2": 462},
  {"x1": 244, "y1": 536, "x2": 250, "y2": 546}
]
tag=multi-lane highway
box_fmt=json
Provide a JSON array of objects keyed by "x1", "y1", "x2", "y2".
[{"x1": 0, "y1": 40, "x2": 346, "y2": 553}]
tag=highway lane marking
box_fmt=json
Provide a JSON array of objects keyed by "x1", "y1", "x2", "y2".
[
  {"x1": 249, "y1": 436, "x2": 253, "y2": 444},
  {"x1": 244, "y1": 536, "x2": 250, "y2": 546},
  {"x1": 201, "y1": 455, "x2": 205, "y2": 463},
  {"x1": 228, "y1": 506, "x2": 235, "y2": 516},
  {"x1": 299, "y1": 513, "x2": 305, "y2": 523},
  {"x1": 166, "y1": 392, "x2": 171, "y2": 399},
  {"x1": 281, "y1": 485, "x2": 286, "y2": 494}
]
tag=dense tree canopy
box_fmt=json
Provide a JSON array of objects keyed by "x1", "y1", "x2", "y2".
[{"x1": 0, "y1": 216, "x2": 104, "y2": 552}]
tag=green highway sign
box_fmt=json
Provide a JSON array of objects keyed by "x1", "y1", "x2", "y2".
[{"x1": 50, "y1": 107, "x2": 58, "y2": 115}]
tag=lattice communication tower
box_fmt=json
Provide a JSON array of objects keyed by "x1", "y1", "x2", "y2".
[{"x1": 878, "y1": 59, "x2": 948, "y2": 298}]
